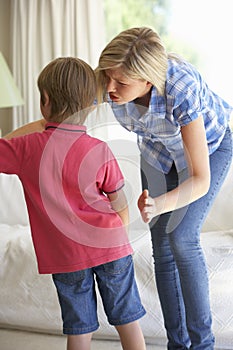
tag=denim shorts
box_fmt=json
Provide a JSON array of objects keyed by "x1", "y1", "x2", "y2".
[{"x1": 52, "y1": 255, "x2": 146, "y2": 335}]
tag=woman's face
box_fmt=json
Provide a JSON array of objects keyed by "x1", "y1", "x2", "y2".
[{"x1": 105, "y1": 68, "x2": 152, "y2": 105}]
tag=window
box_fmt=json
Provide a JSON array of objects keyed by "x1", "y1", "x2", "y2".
[{"x1": 103, "y1": 0, "x2": 233, "y2": 108}]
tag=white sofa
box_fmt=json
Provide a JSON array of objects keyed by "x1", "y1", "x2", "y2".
[{"x1": 0, "y1": 141, "x2": 233, "y2": 349}]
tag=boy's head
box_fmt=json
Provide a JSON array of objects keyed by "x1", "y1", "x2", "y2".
[{"x1": 38, "y1": 57, "x2": 97, "y2": 123}]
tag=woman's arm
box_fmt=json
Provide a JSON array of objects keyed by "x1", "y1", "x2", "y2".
[
  {"x1": 107, "y1": 188, "x2": 129, "y2": 231},
  {"x1": 138, "y1": 115, "x2": 210, "y2": 223},
  {"x1": 3, "y1": 119, "x2": 46, "y2": 139}
]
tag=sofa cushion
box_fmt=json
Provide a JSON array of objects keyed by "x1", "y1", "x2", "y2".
[
  {"x1": 0, "y1": 174, "x2": 29, "y2": 226},
  {"x1": 1, "y1": 224, "x2": 233, "y2": 349},
  {"x1": 0, "y1": 225, "x2": 61, "y2": 332}
]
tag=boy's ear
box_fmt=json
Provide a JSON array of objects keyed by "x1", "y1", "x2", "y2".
[{"x1": 41, "y1": 90, "x2": 50, "y2": 106}]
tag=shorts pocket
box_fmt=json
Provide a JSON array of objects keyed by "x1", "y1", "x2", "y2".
[
  {"x1": 52, "y1": 270, "x2": 86, "y2": 286},
  {"x1": 103, "y1": 255, "x2": 132, "y2": 275}
]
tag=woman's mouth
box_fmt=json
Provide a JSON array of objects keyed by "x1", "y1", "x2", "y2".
[{"x1": 109, "y1": 93, "x2": 120, "y2": 102}]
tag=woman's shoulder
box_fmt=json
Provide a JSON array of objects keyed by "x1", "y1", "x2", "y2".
[{"x1": 166, "y1": 57, "x2": 202, "y2": 95}]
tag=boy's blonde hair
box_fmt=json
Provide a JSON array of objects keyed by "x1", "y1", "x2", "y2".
[
  {"x1": 38, "y1": 57, "x2": 97, "y2": 123},
  {"x1": 95, "y1": 27, "x2": 168, "y2": 102}
]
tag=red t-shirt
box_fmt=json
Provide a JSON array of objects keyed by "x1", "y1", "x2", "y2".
[{"x1": 0, "y1": 123, "x2": 133, "y2": 273}]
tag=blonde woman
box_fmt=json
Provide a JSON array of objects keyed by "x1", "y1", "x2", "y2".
[{"x1": 95, "y1": 27, "x2": 233, "y2": 349}]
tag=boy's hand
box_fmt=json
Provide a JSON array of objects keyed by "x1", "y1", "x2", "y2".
[{"x1": 137, "y1": 189, "x2": 156, "y2": 223}]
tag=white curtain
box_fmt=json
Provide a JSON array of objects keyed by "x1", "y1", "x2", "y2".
[{"x1": 11, "y1": 0, "x2": 106, "y2": 129}]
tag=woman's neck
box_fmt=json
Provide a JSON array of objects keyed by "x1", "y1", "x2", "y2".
[{"x1": 134, "y1": 88, "x2": 152, "y2": 108}]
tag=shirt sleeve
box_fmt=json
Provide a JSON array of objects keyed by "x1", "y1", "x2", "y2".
[
  {"x1": 170, "y1": 63, "x2": 203, "y2": 127},
  {"x1": 96, "y1": 142, "x2": 125, "y2": 194},
  {"x1": 0, "y1": 138, "x2": 23, "y2": 175}
]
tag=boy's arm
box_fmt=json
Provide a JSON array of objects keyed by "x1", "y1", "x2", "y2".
[
  {"x1": 3, "y1": 119, "x2": 46, "y2": 139},
  {"x1": 107, "y1": 188, "x2": 129, "y2": 231}
]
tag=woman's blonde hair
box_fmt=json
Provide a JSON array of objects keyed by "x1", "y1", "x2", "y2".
[
  {"x1": 38, "y1": 57, "x2": 97, "y2": 123},
  {"x1": 95, "y1": 27, "x2": 168, "y2": 102}
]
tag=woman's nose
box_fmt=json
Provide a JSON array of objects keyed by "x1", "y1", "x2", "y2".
[{"x1": 107, "y1": 79, "x2": 116, "y2": 92}]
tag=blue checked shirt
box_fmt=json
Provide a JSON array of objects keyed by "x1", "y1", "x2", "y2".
[{"x1": 109, "y1": 59, "x2": 233, "y2": 173}]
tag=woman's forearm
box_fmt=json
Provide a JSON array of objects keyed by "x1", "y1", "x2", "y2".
[
  {"x1": 138, "y1": 174, "x2": 210, "y2": 223},
  {"x1": 3, "y1": 119, "x2": 46, "y2": 139},
  {"x1": 156, "y1": 174, "x2": 210, "y2": 214}
]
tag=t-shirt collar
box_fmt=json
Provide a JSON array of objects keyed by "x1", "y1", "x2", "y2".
[{"x1": 45, "y1": 122, "x2": 87, "y2": 133}]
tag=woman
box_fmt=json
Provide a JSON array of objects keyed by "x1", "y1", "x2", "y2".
[{"x1": 95, "y1": 27, "x2": 233, "y2": 349}]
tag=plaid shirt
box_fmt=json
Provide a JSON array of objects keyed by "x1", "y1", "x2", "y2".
[{"x1": 110, "y1": 59, "x2": 233, "y2": 173}]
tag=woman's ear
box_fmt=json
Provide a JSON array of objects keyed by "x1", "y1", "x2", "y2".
[{"x1": 146, "y1": 81, "x2": 153, "y2": 89}]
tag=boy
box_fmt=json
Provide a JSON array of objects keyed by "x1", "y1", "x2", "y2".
[{"x1": 0, "y1": 57, "x2": 146, "y2": 350}]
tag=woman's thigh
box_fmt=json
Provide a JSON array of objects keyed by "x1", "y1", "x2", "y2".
[{"x1": 140, "y1": 127, "x2": 232, "y2": 252}]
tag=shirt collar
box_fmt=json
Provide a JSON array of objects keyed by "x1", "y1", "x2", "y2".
[
  {"x1": 45, "y1": 122, "x2": 87, "y2": 133},
  {"x1": 144, "y1": 87, "x2": 166, "y2": 118}
]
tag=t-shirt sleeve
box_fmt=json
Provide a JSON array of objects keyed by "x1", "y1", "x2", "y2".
[
  {"x1": 96, "y1": 142, "x2": 124, "y2": 194},
  {"x1": 0, "y1": 138, "x2": 23, "y2": 175}
]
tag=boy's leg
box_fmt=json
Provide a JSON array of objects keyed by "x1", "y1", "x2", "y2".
[
  {"x1": 115, "y1": 321, "x2": 146, "y2": 350},
  {"x1": 52, "y1": 270, "x2": 99, "y2": 349},
  {"x1": 95, "y1": 256, "x2": 146, "y2": 349},
  {"x1": 67, "y1": 333, "x2": 93, "y2": 350}
]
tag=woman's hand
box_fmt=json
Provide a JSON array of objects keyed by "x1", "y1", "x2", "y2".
[{"x1": 137, "y1": 189, "x2": 157, "y2": 223}]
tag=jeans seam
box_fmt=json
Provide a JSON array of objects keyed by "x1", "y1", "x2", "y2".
[
  {"x1": 197, "y1": 153, "x2": 232, "y2": 232},
  {"x1": 174, "y1": 268, "x2": 185, "y2": 344}
]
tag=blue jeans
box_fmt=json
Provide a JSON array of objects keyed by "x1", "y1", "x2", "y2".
[
  {"x1": 141, "y1": 127, "x2": 232, "y2": 350},
  {"x1": 52, "y1": 255, "x2": 146, "y2": 335}
]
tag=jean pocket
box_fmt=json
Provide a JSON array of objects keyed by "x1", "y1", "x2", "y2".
[
  {"x1": 52, "y1": 270, "x2": 86, "y2": 286},
  {"x1": 103, "y1": 255, "x2": 132, "y2": 275}
]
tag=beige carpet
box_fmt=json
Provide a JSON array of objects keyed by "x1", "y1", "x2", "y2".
[{"x1": 0, "y1": 329, "x2": 163, "y2": 350}]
